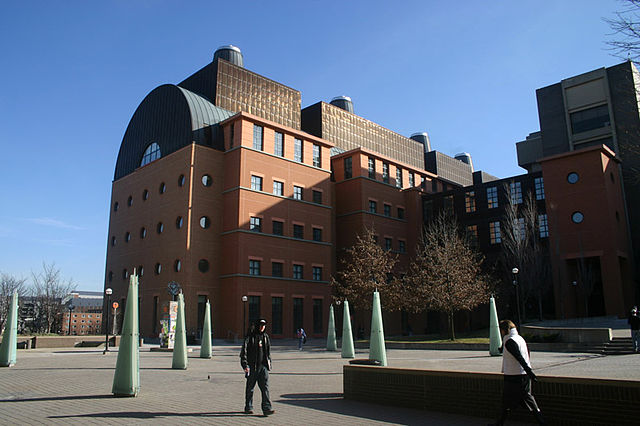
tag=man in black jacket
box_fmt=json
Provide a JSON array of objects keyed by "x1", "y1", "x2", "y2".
[{"x1": 240, "y1": 319, "x2": 274, "y2": 415}]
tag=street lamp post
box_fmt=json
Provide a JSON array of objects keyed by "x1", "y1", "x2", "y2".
[
  {"x1": 104, "y1": 288, "x2": 112, "y2": 353},
  {"x1": 242, "y1": 295, "x2": 248, "y2": 337},
  {"x1": 512, "y1": 267, "x2": 522, "y2": 327},
  {"x1": 68, "y1": 304, "x2": 75, "y2": 336}
]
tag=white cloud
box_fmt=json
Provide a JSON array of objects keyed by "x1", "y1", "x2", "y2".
[{"x1": 23, "y1": 217, "x2": 86, "y2": 231}]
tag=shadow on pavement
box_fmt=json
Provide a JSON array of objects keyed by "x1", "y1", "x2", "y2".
[
  {"x1": 49, "y1": 411, "x2": 254, "y2": 419},
  {"x1": 1, "y1": 395, "x2": 113, "y2": 403}
]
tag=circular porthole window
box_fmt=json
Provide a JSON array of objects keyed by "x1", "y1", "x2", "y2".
[
  {"x1": 198, "y1": 259, "x2": 209, "y2": 273},
  {"x1": 143, "y1": 189, "x2": 149, "y2": 201},
  {"x1": 178, "y1": 174, "x2": 185, "y2": 187},
  {"x1": 111, "y1": 236, "x2": 116, "y2": 246},
  {"x1": 155, "y1": 263, "x2": 162, "y2": 275},
  {"x1": 567, "y1": 172, "x2": 579, "y2": 184},
  {"x1": 113, "y1": 202, "x2": 119, "y2": 212},
  {"x1": 157, "y1": 222, "x2": 164, "y2": 234},
  {"x1": 202, "y1": 174, "x2": 212, "y2": 187},
  {"x1": 200, "y1": 216, "x2": 210, "y2": 229},
  {"x1": 140, "y1": 227, "x2": 147, "y2": 239},
  {"x1": 127, "y1": 196, "x2": 133, "y2": 207},
  {"x1": 159, "y1": 182, "x2": 166, "y2": 194},
  {"x1": 138, "y1": 266, "x2": 144, "y2": 277},
  {"x1": 174, "y1": 259, "x2": 182, "y2": 272},
  {"x1": 571, "y1": 211, "x2": 584, "y2": 224},
  {"x1": 122, "y1": 269, "x2": 129, "y2": 279},
  {"x1": 176, "y1": 216, "x2": 183, "y2": 229},
  {"x1": 125, "y1": 232, "x2": 131, "y2": 243}
]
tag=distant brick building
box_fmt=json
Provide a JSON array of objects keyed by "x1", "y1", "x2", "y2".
[{"x1": 61, "y1": 291, "x2": 103, "y2": 335}]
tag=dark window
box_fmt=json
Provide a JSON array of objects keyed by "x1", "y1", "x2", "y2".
[
  {"x1": 251, "y1": 175, "x2": 263, "y2": 191},
  {"x1": 313, "y1": 190, "x2": 322, "y2": 204},
  {"x1": 368, "y1": 157, "x2": 376, "y2": 179},
  {"x1": 539, "y1": 214, "x2": 549, "y2": 238},
  {"x1": 293, "y1": 224, "x2": 304, "y2": 239},
  {"x1": 294, "y1": 138, "x2": 303, "y2": 162},
  {"x1": 249, "y1": 296, "x2": 260, "y2": 325},
  {"x1": 272, "y1": 297, "x2": 283, "y2": 335},
  {"x1": 273, "y1": 180, "x2": 283, "y2": 196},
  {"x1": 369, "y1": 200, "x2": 377, "y2": 213},
  {"x1": 125, "y1": 232, "x2": 131, "y2": 243},
  {"x1": 487, "y1": 187, "x2": 498, "y2": 209},
  {"x1": 312, "y1": 266, "x2": 322, "y2": 281},
  {"x1": 567, "y1": 172, "x2": 579, "y2": 184},
  {"x1": 202, "y1": 174, "x2": 212, "y2": 187},
  {"x1": 396, "y1": 168, "x2": 403, "y2": 188},
  {"x1": 142, "y1": 189, "x2": 149, "y2": 201},
  {"x1": 510, "y1": 182, "x2": 522, "y2": 204},
  {"x1": 408, "y1": 172, "x2": 415, "y2": 187},
  {"x1": 274, "y1": 132, "x2": 284, "y2": 157},
  {"x1": 293, "y1": 298, "x2": 304, "y2": 332},
  {"x1": 198, "y1": 259, "x2": 209, "y2": 273},
  {"x1": 178, "y1": 174, "x2": 185, "y2": 187},
  {"x1": 398, "y1": 240, "x2": 406, "y2": 253},
  {"x1": 490, "y1": 222, "x2": 501, "y2": 244},
  {"x1": 465, "y1": 191, "x2": 476, "y2": 213},
  {"x1": 466, "y1": 225, "x2": 478, "y2": 248},
  {"x1": 113, "y1": 202, "x2": 119, "y2": 212},
  {"x1": 273, "y1": 220, "x2": 284, "y2": 236},
  {"x1": 272, "y1": 262, "x2": 283, "y2": 277},
  {"x1": 382, "y1": 163, "x2": 389, "y2": 183},
  {"x1": 313, "y1": 144, "x2": 321, "y2": 167},
  {"x1": 384, "y1": 204, "x2": 391, "y2": 217},
  {"x1": 229, "y1": 122, "x2": 234, "y2": 148},
  {"x1": 385, "y1": 238, "x2": 392, "y2": 251},
  {"x1": 535, "y1": 177, "x2": 545, "y2": 200},
  {"x1": 200, "y1": 216, "x2": 210, "y2": 229},
  {"x1": 159, "y1": 182, "x2": 166, "y2": 194},
  {"x1": 570, "y1": 104, "x2": 610, "y2": 134},
  {"x1": 127, "y1": 196, "x2": 133, "y2": 207},
  {"x1": 253, "y1": 125, "x2": 264, "y2": 150},
  {"x1": 293, "y1": 264, "x2": 303, "y2": 279},
  {"x1": 250, "y1": 217, "x2": 262, "y2": 232},
  {"x1": 313, "y1": 299, "x2": 323, "y2": 334},
  {"x1": 176, "y1": 216, "x2": 183, "y2": 229},
  {"x1": 293, "y1": 186, "x2": 303, "y2": 200},
  {"x1": 141, "y1": 142, "x2": 161, "y2": 166},
  {"x1": 397, "y1": 207, "x2": 405, "y2": 219},
  {"x1": 157, "y1": 222, "x2": 164, "y2": 234},
  {"x1": 344, "y1": 157, "x2": 352, "y2": 179},
  {"x1": 174, "y1": 259, "x2": 182, "y2": 272},
  {"x1": 154, "y1": 263, "x2": 162, "y2": 275},
  {"x1": 313, "y1": 227, "x2": 322, "y2": 242},
  {"x1": 249, "y1": 260, "x2": 261, "y2": 275}
]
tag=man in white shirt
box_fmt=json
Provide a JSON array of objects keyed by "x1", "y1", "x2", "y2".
[{"x1": 489, "y1": 320, "x2": 545, "y2": 425}]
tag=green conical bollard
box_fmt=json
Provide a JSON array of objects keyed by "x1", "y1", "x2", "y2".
[
  {"x1": 0, "y1": 291, "x2": 18, "y2": 367},
  {"x1": 489, "y1": 296, "x2": 502, "y2": 356},
  {"x1": 112, "y1": 274, "x2": 140, "y2": 396},
  {"x1": 326, "y1": 304, "x2": 337, "y2": 351},
  {"x1": 341, "y1": 301, "x2": 355, "y2": 358},
  {"x1": 172, "y1": 293, "x2": 188, "y2": 369},
  {"x1": 200, "y1": 300, "x2": 212, "y2": 359},
  {"x1": 369, "y1": 291, "x2": 387, "y2": 366}
]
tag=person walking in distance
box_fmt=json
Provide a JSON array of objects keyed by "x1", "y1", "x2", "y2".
[
  {"x1": 628, "y1": 306, "x2": 640, "y2": 352},
  {"x1": 296, "y1": 327, "x2": 307, "y2": 351},
  {"x1": 240, "y1": 319, "x2": 275, "y2": 416},
  {"x1": 489, "y1": 320, "x2": 545, "y2": 425}
]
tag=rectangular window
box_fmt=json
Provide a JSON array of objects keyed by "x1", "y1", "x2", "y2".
[
  {"x1": 443, "y1": 195, "x2": 454, "y2": 213},
  {"x1": 293, "y1": 297, "x2": 303, "y2": 331},
  {"x1": 369, "y1": 200, "x2": 377, "y2": 213},
  {"x1": 272, "y1": 262, "x2": 283, "y2": 278},
  {"x1": 396, "y1": 168, "x2": 403, "y2": 188},
  {"x1": 539, "y1": 214, "x2": 549, "y2": 238},
  {"x1": 465, "y1": 191, "x2": 476, "y2": 213},
  {"x1": 398, "y1": 240, "x2": 406, "y2": 253},
  {"x1": 423, "y1": 199, "x2": 433, "y2": 223},
  {"x1": 312, "y1": 190, "x2": 322, "y2": 204},
  {"x1": 385, "y1": 237, "x2": 392, "y2": 251},
  {"x1": 313, "y1": 144, "x2": 321, "y2": 167},
  {"x1": 274, "y1": 131, "x2": 284, "y2": 157},
  {"x1": 490, "y1": 221, "x2": 501, "y2": 244},
  {"x1": 570, "y1": 104, "x2": 610, "y2": 134},
  {"x1": 487, "y1": 186, "x2": 498, "y2": 209},
  {"x1": 312, "y1": 266, "x2": 322, "y2": 281},
  {"x1": 294, "y1": 138, "x2": 303, "y2": 162},
  {"x1": 514, "y1": 217, "x2": 526, "y2": 241},
  {"x1": 251, "y1": 175, "x2": 263, "y2": 191},
  {"x1": 466, "y1": 225, "x2": 478, "y2": 247},
  {"x1": 397, "y1": 207, "x2": 405, "y2": 219},
  {"x1": 229, "y1": 122, "x2": 234, "y2": 148},
  {"x1": 510, "y1": 181, "x2": 522, "y2": 204},
  {"x1": 253, "y1": 125, "x2": 263, "y2": 151},
  {"x1": 250, "y1": 216, "x2": 262, "y2": 232},
  {"x1": 272, "y1": 297, "x2": 283, "y2": 335},
  {"x1": 408, "y1": 172, "x2": 415, "y2": 187},
  {"x1": 249, "y1": 260, "x2": 261, "y2": 275},
  {"x1": 293, "y1": 224, "x2": 304, "y2": 239},
  {"x1": 293, "y1": 185, "x2": 303, "y2": 200},
  {"x1": 535, "y1": 177, "x2": 545, "y2": 200},
  {"x1": 313, "y1": 299, "x2": 323, "y2": 334},
  {"x1": 273, "y1": 180, "x2": 283, "y2": 196},
  {"x1": 344, "y1": 157, "x2": 352, "y2": 179},
  {"x1": 293, "y1": 264, "x2": 303, "y2": 279},
  {"x1": 382, "y1": 163, "x2": 389, "y2": 183},
  {"x1": 313, "y1": 227, "x2": 322, "y2": 242},
  {"x1": 272, "y1": 220, "x2": 283, "y2": 236},
  {"x1": 368, "y1": 157, "x2": 376, "y2": 179},
  {"x1": 384, "y1": 204, "x2": 391, "y2": 217},
  {"x1": 249, "y1": 296, "x2": 260, "y2": 325}
]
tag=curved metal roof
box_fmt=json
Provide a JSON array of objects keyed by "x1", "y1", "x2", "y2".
[{"x1": 178, "y1": 86, "x2": 234, "y2": 131}]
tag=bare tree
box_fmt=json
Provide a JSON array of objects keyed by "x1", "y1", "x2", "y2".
[
  {"x1": 331, "y1": 226, "x2": 403, "y2": 312},
  {"x1": 404, "y1": 212, "x2": 491, "y2": 340},
  {"x1": 605, "y1": 0, "x2": 640, "y2": 61},
  {"x1": 31, "y1": 263, "x2": 76, "y2": 334},
  {"x1": 0, "y1": 272, "x2": 28, "y2": 333}
]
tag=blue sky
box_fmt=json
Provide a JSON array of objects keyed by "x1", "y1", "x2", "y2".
[{"x1": 0, "y1": 0, "x2": 624, "y2": 291}]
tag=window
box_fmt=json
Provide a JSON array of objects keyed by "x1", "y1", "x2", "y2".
[
  {"x1": 313, "y1": 144, "x2": 321, "y2": 167},
  {"x1": 539, "y1": 214, "x2": 549, "y2": 238},
  {"x1": 293, "y1": 186, "x2": 303, "y2": 200},
  {"x1": 408, "y1": 172, "x2": 415, "y2": 187},
  {"x1": 312, "y1": 266, "x2": 322, "y2": 281},
  {"x1": 293, "y1": 264, "x2": 303, "y2": 279},
  {"x1": 202, "y1": 174, "x2": 212, "y2": 187},
  {"x1": 142, "y1": 189, "x2": 149, "y2": 201},
  {"x1": 127, "y1": 195, "x2": 133, "y2": 207},
  {"x1": 272, "y1": 220, "x2": 283, "y2": 236},
  {"x1": 251, "y1": 175, "x2": 263, "y2": 191},
  {"x1": 384, "y1": 204, "x2": 391, "y2": 217},
  {"x1": 567, "y1": 172, "x2": 579, "y2": 184},
  {"x1": 274, "y1": 132, "x2": 284, "y2": 157},
  {"x1": 368, "y1": 158, "x2": 376, "y2": 179},
  {"x1": 570, "y1": 104, "x2": 610, "y2": 134},
  {"x1": 272, "y1": 262, "x2": 283, "y2": 278},
  {"x1": 465, "y1": 191, "x2": 476, "y2": 213},
  {"x1": 313, "y1": 299, "x2": 323, "y2": 334},
  {"x1": 178, "y1": 174, "x2": 185, "y2": 187},
  {"x1": 125, "y1": 232, "x2": 131, "y2": 243},
  {"x1": 572, "y1": 211, "x2": 584, "y2": 224},
  {"x1": 198, "y1": 259, "x2": 209, "y2": 273},
  {"x1": 174, "y1": 259, "x2": 182, "y2": 272},
  {"x1": 249, "y1": 260, "x2": 261, "y2": 275},
  {"x1": 466, "y1": 225, "x2": 478, "y2": 247},
  {"x1": 157, "y1": 222, "x2": 164, "y2": 234},
  {"x1": 490, "y1": 221, "x2": 501, "y2": 244},
  {"x1": 385, "y1": 237, "x2": 392, "y2": 251},
  {"x1": 293, "y1": 224, "x2": 304, "y2": 239},
  {"x1": 200, "y1": 216, "x2": 210, "y2": 229},
  {"x1": 397, "y1": 207, "x2": 405, "y2": 219},
  {"x1": 253, "y1": 124, "x2": 263, "y2": 150},
  {"x1": 444, "y1": 195, "x2": 454, "y2": 213},
  {"x1": 250, "y1": 217, "x2": 262, "y2": 232},
  {"x1": 510, "y1": 181, "x2": 522, "y2": 204},
  {"x1": 514, "y1": 217, "x2": 526, "y2": 241},
  {"x1": 113, "y1": 202, "x2": 119, "y2": 212},
  {"x1": 312, "y1": 190, "x2": 322, "y2": 204},
  {"x1": 273, "y1": 181, "x2": 283, "y2": 196},
  {"x1": 369, "y1": 200, "x2": 377, "y2": 213},
  {"x1": 176, "y1": 216, "x2": 183, "y2": 229},
  {"x1": 382, "y1": 163, "x2": 389, "y2": 183},
  {"x1": 344, "y1": 157, "x2": 352, "y2": 179},
  {"x1": 140, "y1": 142, "x2": 161, "y2": 166},
  {"x1": 487, "y1": 186, "x2": 498, "y2": 209},
  {"x1": 249, "y1": 296, "x2": 260, "y2": 325},
  {"x1": 396, "y1": 168, "x2": 403, "y2": 188},
  {"x1": 293, "y1": 297, "x2": 303, "y2": 332},
  {"x1": 159, "y1": 182, "x2": 166, "y2": 194},
  {"x1": 533, "y1": 177, "x2": 544, "y2": 200},
  {"x1": 155, "y1": 263, "x2": 162, "y2": 274},
  {"x1": 294, "y1": 138, "x2": 303, "y2": 162},
  {"x1": 313, "y1": 227, "x2": 322, "y2": 242},
  {"x1": 398, "y1": 240, "x2": 406, "y2": 253},
  {"x1": 272, "y1": 297, "x2": 283, "y2": 335},
  {"x1": 229, "y1": 122, "x2": 234, "y2": 148}
]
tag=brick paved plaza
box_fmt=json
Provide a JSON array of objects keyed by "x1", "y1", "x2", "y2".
[{"x1": 1, "y1": 340, "x2": 639, "y2": 425}]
